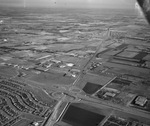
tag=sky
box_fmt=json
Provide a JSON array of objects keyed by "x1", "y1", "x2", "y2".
[{"x1": 0, "y1": 0, "x2": 135, "y2": 9}]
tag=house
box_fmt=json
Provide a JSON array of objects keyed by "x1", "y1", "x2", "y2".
[
  {"x1": 103, "y1": 92, "x2": 116, "y2": 98},
  {"x1": 35, "y1": 67, "x2": 49, "y2": 72},
  {"x1": 135, "y1": 96, "x2": 148, "y2": 107},
  {"x1": 51, "y1": 59, "x2": 61, "y2": 64}
]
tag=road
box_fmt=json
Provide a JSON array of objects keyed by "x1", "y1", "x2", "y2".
[
  {"x1": 44, "y1": 30, "x2": 115, "y2": 126},
  {"x1": 92, "y1": 76, "x2": 117, "y2": 96},
  {"x1": 44, "y1": 83, "x2": 150, "y2": 126},
  {"x1": 45, "y1": 95, "x2": 66, "y2": 126},
  {"x1": 76, "y1": 94, "x2": 150, "y2": 120},
  {"x1": 72, "y1": 31, "x2": 111, "y2": 87},
  {"x1": 44, "y1": 31, "x2": 150, "y2": 125}
]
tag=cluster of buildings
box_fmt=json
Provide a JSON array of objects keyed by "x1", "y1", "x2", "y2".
[
  {"x1": 0, "y1": 79, "x2": 55, "y2": 126},
  {"x1": 89, "y1": 61, "x2": 102, "y2": 70}
]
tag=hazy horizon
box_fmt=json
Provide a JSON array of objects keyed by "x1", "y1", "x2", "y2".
[{"x1": 0, "y1": 0, "x2": 135, "y2": 9}]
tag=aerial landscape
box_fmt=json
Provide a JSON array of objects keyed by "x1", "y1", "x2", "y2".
[{"x1": 0, "y1": 0, "x2": 150, "y2": 126}]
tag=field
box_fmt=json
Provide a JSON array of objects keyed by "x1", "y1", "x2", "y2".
[
  {"x1": 83, "y1": 82, "x2": 103, "y2": 95},
  {"x1": 28, "y1": 71, "x2": 75, "y2": 86},
  {"x1": 0, "y1": 6, "x2": 150, "y2": 126},
  {"x1": 62, "y1": 105, "x2": 105, "y2": 126},
  {"x1": 0, "y1": 66, "x2": 18, "y2": 78}
]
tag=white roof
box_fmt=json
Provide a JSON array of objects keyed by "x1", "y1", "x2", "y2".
[
  {"x1": 135, "y1": 96, "x2": 147, "y2": 106},
  {"x1": 66, "y1": 63, "x2": 74, "y2": 67},
  {"x1": 33, "y1": 122, "x2": 39, "y2": 126}
]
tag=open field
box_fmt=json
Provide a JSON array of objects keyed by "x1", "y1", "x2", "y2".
[
  {"x1": 28, "y1": 71, "x2": 75, "y2": 86},
  {"x1": 0, "y1": 7, "x2": 150, "y2": 126}
]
